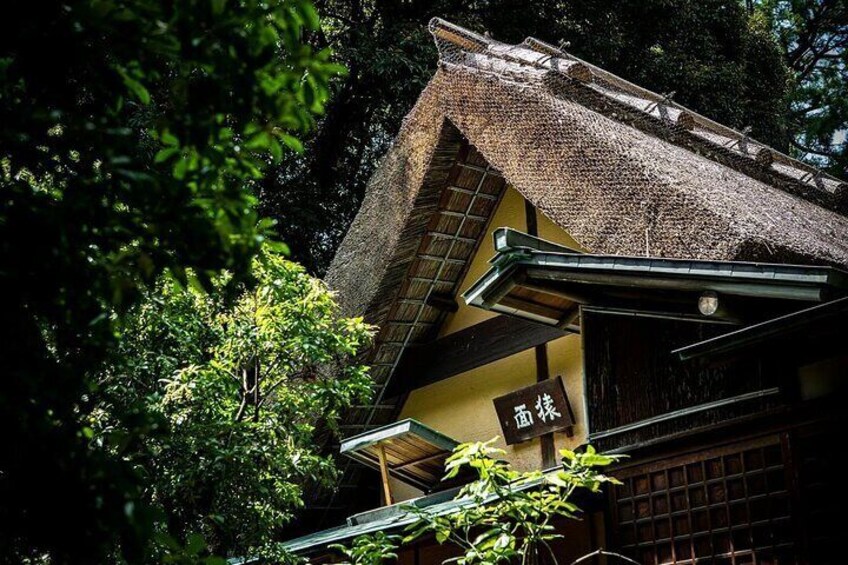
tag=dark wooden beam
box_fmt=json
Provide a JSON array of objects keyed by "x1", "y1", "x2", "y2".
[
  {"x1": 524, "y1": 197, "x2": 538, "y2": 236},
  {"x1": 425, "y1": 292, "x2": 459, "y2": 313},
  {"x1": 386, "y1": 313, "x2": 570, "y2": 398}
]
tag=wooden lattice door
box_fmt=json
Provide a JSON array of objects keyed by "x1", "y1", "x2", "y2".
[{"x1": 610, "y1": 436, "x2": 799, "y2": 565}]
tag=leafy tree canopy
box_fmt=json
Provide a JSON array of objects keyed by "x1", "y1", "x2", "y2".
[
  {"x1": 752, "y1": 0, "x2": 847, "y2": 175},
  {"x1": 95, "y1": 250, "x2": 373, "y2": 561},
  {"x1": 0, "y1": 0, "x2": 343, "y2": 561}
]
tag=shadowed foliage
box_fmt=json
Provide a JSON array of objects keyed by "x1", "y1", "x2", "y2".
[{"x1": 0, "y1": 0, "x2": 341, "y2": 560}]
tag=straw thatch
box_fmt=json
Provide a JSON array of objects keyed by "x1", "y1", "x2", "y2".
[
  {"x1": 316, "y1": 18, "x2": 848, "y2": 523},
  {"x1": 330, "y1": 18, "x2": 848, "y2": 320}
]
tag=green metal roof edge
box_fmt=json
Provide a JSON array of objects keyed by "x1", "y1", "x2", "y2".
[
  {"x1": 282, "y1": 498, "x2": 448, "y2": 555},
  {"x1": 340, "y1": 418, "x2": 460, "y2": 456},
  {"x1": 491, "y1": 228, "x2": 848, "y2": 281},
  {"x1": 493, "y1": 227, "x2": 583, "y2": 255},
  {"x1": 521, "y1": 253, "x2": 848, "y2": 285},
  {"x1": 463, "y1": 230, "x2": 848, "y2": 312},
  {"x1": 282, "y1": 470, "x2": 556, "y2": 555}
]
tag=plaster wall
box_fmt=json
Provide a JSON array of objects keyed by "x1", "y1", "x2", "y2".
[{"x1": 390, "y1": 186, "x2": 589, "y2": 502}]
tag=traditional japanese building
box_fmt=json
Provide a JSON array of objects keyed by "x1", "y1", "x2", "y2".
[{"x1": 284, "y1": 19, "x2": 848, "y2": 565}]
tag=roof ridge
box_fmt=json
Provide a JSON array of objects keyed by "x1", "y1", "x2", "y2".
[
  {"x1": 520, "y1": 36, "x2": 830, "y2": 178},
  {"x1": 428, "y1": 17, "x2": 846, "y2": 209}
]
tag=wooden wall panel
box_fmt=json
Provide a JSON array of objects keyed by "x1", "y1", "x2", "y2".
[{"x1": 583, "y1": 310, "x2": 785, "y2": 449}]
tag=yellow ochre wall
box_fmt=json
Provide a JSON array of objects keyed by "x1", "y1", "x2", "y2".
[{"x1": 392, "y1": 186, "x2": 589, "y2": 502}]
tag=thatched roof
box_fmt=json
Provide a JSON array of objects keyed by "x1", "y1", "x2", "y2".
[
  {"x1": 330, "y1": 18, "x2": 848, "y2": 319},
  {"x1": 315, "y1": 18, "x2": 848, "y2": 523}
]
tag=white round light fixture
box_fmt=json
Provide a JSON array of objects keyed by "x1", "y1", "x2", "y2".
[{"x1": 698, "y1": 291, "x2": 719, "y2": 316}]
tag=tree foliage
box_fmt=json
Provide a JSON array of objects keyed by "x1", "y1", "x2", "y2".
[
  {"x1": 752, "y1": 0, "x2": 847, "y2": 175},
  {"x1": 332, "y1": 439, "x2": 624, "y2": 565},
  {"x1": 260, "y1": 0, "x2": 796, "y2": 274},
  {"x1": 555, "y1": 0, "x2": 790, "y2": 149},
  {"x1": 95, "y1": 251, "x2": 373, "y2": 561},
  {"x1": 0, "y1": 0, "x2": 343, "y2": 561}
]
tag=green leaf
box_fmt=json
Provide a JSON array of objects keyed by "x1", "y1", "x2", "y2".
[
  {"x1": 173, "y1": 158, "x2": 189, "y2": 180},
  {"x1": 297, "y1": 1, "x2": 320, "y2": 29},
  {"x1": 264, "y1": 240, "x2": 290, "y2": 255},
  {"x1": 210, "y1": 0, "x2": 226, "y2": 15},
  {"x1": 280, "y1": 133, "x2": 304, "y2": 153},
  {"x1": 160, "y1": 130, "x2": 179, "y2": 147},
  {"x1": 118, "y1": 68, "x2": 151, "y2": 105},
  {"x1": 245, "y1": 130, "x2": 273, "y2": 151},
  {"x1": 186, "y1": 533, "x2": 205, "y2": 555},
  {"x1": 269, "y1": 138, "x2": 283, "y2": 161},
  {"x1": 582, "y1": 454, "x2": 615, "y2": 466},
  {"x1": 154, "y1": 532, "x2": 181, "y2": 551},
  {"x1": 154, "y1": 147, "x2": 180, "y2": 164}
]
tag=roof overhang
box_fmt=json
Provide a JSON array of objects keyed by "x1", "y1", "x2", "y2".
[
  {"x1": 464, "y1": 228, "x2": 848, "y2": 326},
  {"x1": 282, "y1": 486, "x2": 464, "y2": 556},
  {"x1": 672, "y1": 296, "x2": 848, "y2": 363},
  {"x1": 340, "y1": 419, "x2": 461, "y2": 492},
  {"x1": 282, "y1": 466, "x2": 599, "y2": 556}
]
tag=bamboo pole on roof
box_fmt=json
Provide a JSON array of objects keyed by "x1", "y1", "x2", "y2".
[
  {"x1": 521, "y1": 35, "x2": 842, "y2": 185},
  {"x1": 429, "y1": 18, "x2": 489, "y2": 52}
]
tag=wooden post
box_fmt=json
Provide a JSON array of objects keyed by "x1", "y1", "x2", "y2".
[
  {"x1": 377, "y1": 444, "x2": 394, "y2": 506},
  {"x1": 525, "y1": 200, "x2": 558, "y2": 469}
]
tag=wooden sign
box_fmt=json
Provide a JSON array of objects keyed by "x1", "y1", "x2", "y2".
[{"x1": 493, "y1": 376, "x2": 575, "y2": 445}]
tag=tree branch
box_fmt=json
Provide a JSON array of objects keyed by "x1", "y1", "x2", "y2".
[{"x1": 789, "y1": 136, "x2": 838, "y2": 158}]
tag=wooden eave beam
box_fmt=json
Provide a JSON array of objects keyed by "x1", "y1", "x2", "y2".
[
  {"x1": 391, "y1": 451, "x2": 450, "y2": 472},
  {"x1": 425, "y1": 292, "x2": 459, "y2": 313},
  {"x1": 672, "y1": 296, "x2": 848, "y2": 363},
  {"x1": 386, "y1": 315, "x2": 571, "y2": 397}
]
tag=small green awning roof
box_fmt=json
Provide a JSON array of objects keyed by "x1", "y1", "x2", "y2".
[{"x1": 340, "y1": 419, "x2": 460, "y2": 491}]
